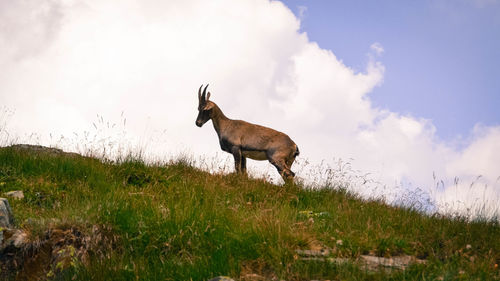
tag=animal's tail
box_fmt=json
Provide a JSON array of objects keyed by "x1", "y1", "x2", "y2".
[{"x1": 294, "y1": 145, "x2": 300, "y2": 157}]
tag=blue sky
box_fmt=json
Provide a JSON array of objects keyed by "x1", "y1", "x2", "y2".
[{"x1": 282, "y1": 0, "x2": 500, "y2": 141}]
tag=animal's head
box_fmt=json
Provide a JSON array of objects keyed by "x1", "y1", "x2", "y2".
[{"x1": 196, "y1": 84, "x2": 215, "y2": 127}]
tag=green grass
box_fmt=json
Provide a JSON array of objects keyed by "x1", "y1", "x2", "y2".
[{"x1": 0, "y1": 146, "x2": 499, "y2": 280}]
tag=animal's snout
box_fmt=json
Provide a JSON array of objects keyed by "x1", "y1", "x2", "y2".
[{"x1": 196, "y1": 120, "x2": 203, "y2": 127}]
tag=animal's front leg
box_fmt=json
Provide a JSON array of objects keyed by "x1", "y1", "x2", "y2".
[
  {"x1": 241, "y1": 157, "x2": 247, "y2": 174},
  {"x1": 231, "y1": 146, "x2": 242, "y2": 173}
]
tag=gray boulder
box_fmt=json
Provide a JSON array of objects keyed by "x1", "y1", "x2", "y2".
[{"x1": 0, "y1": 198, "x2": 14, "y2": 229}]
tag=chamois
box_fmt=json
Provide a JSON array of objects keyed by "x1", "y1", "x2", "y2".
[{"x1": 195, "y1": 84, "x2": 299, "y2": 182}]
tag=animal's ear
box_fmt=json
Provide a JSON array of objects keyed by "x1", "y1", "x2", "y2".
[
  {"x1": 206, "y1": 92, "x2": 211, "y2": 101},
  {"x1": 203, "y1": 102, "x2": 214, "y2": 110}
]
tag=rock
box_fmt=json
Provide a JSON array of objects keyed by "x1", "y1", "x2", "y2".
[
  {"x1": 9, "y1": 144, "x2": 64, "y2": 154},
  {"x1": 8, "y1": 144, "x2": 82, "y2": 158},
  {"x1": 295, "y1": 248, "x2": 331, "y2": 257},
  {"x1": 297, "y1": 251, "x2": 427, "y2": 272},
  {"x1": 3, "y1": 229, "x2": 28, "y2": 247},
  {"x1": 300, "y1": 257, "x2": 350, "y2": 264},
  {"x1": 12, "y1": 230, "x2": 28, "y2": 247},
  {"x1": 359, "y1": 255, "x2": 426, "y2": 271},
  {"x1": 0, "y1": 198, "x2": 14, "y2": 229},
  {"x1": 208, "y1": 277, "x2": 235, "y2": 281},
  {"x1": 5, "y1": 190, "x2": 24, "y2": 200},
  {"x1": 0, "y1": 229, "x2": 28, "y2": 252}
]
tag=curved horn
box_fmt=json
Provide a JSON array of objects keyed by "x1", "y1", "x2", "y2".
[
  {"x1": 201, "y1": 84, "x2": 209, "y2": 101},
  {"x1": 198, "y1": 84, "x2": 203, "y2": 101}
]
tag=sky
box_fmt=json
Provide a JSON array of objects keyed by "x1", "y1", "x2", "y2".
[
  {"x1": 282, "y1": 0, "x2": 500, "y2": 141},
  {"x1": 0, "y1": 0, "x2": 499, "y2": 219}
]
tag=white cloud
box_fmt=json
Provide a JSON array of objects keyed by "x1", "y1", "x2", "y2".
[
  {"x1": 0, "y1": 0, "x2": 63, "y2": 62},
  {"x1": 370, "y1": 42, "x2": 384, "y2": 56},
  {"x1": 297, "y1": 5, "x2": 308, "y2": 21},
  {"x1": 0, "y1": 0, "x2": 498, "y2": 219}
]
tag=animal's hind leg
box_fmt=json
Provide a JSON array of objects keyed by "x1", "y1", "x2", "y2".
[
  {"x1": 270, "y1": 158, "x2": 294, "y2": 182},
  {"x1": 285, "y1": 154, "x2": 297, "y2": 178},
  {"x1": 269, "y1": 150, "x2": 296, "y2": 182}
]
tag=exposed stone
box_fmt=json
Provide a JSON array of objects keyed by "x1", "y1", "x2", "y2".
[
  {"x1": 8, "y1": 144, "x2": 83, "y2": 158},
  {"x1": 296, "y1": 244, "x2": 427, "y2": 272},
  {"x1": 300, "y1": 257, "x2": 350, "y2": 264},
  {"x1": 5, "y1": 190, "x2": 24, "y2": 200},
  {"x1": 0, "y1": 198, "x2": 14, "y2": 229},
  {"x1": 299, "y1": 255, "x2": 426, "y2": 271},
  {"x1": 1, "y1": 229, "x2": 28, "y2": 250},
  {"x1": 295, "y1": 248, "x2": 331, "y2": 257},
  {"x1": 9, "y1": 144, "x2": 65, "y2": 154},
  {"x1": 359, "y1": 255, "x2": 426, "y2": 271}
]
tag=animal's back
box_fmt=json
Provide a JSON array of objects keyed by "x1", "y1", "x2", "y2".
[{"x1": 229, "y1": 119, "x2": 295, "y2": 150}]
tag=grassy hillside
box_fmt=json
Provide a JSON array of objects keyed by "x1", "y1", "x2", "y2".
[{"x1": 0, "y1": 145, "x2": 498, "y2": 280}]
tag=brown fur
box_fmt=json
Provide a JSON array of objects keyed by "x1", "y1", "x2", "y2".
[{"x1": 196, "y1": 85, "x2": 299, "y2": 182}]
